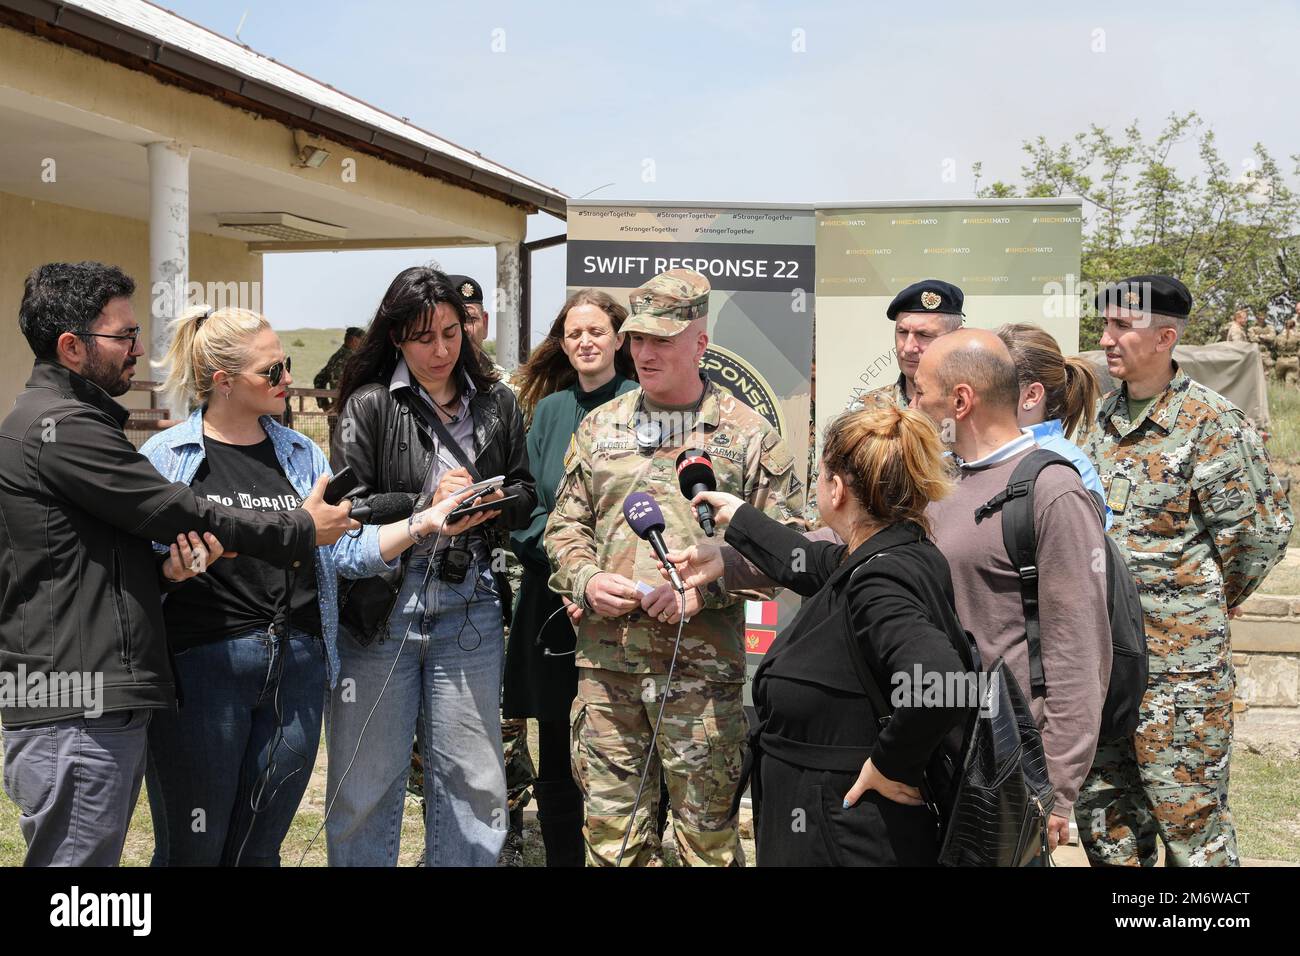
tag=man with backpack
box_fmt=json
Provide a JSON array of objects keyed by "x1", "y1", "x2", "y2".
[
  {"x1": 1077, "y1": 276, "x2": 1293, "y2": 867},
  {"x1": 914, "y1": 329, "x2": 1113, "y2": 860}
]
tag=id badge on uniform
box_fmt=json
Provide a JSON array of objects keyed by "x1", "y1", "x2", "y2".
[{"x1": 1106, "y1": 475, "x2": 1132, "y2": 514}]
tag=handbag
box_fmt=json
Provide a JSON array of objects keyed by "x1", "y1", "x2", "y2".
[{"x1": 840, "y1": 556, "x2": 1054, "y2": 867}]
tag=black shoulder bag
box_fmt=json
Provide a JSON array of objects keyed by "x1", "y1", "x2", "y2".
[{"x1": 840, "y1": 557, "x2": 1054, "y2": 867}]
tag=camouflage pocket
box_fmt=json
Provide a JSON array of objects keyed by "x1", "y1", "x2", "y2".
[
  {"x1": 1170, "y1": 702, "x2": 1233, "y2": 785},
  {"x1": 1126, "y1": 481, "x2": 1191, "y2": 548}
]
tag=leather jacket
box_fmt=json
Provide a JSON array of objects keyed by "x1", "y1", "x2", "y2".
[{"x1": 330, "y1": 376, "x2": 536, "y2": 644}]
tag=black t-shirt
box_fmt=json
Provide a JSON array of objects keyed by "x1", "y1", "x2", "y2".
[{"x1": 163, "y1": 436, "x2": 321, "y2": 649}]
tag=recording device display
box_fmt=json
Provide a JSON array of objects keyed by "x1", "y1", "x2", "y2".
[
  {"x1": 623, "y1": 492, "x2": 685, "y2": 592},
  {"x1": 349, "y1": 492, "x2": 416, "y2": 524},
  {"x1": 447, "y1": 493, "x2": 519, "y2": 522},
  {"x1": 323, "y1": 466, "x2": 359, "y2": 505},
  {"x1": 676, "y1": 449, "x2": 718, "y2": 536}
]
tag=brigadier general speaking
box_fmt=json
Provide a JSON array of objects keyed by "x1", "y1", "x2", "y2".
[{"x1": 544, "y1": 268, "x2": 805, "y2": 866}]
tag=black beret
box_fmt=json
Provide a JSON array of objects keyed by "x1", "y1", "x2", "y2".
[
  {"x1": 1094, "y1": 274, "x2": 1191, "y2": 320},
  {"x1": 447, "y1": 274, "x2": 484, "y2": 305},
  {"x1": 886, "y1": 278, "x2": 965, "y2": 321}
]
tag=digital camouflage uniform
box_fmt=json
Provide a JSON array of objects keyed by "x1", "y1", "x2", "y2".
[
  {"x1": 313, "y1": 343, "x2": 354, "y2": 411},
  {"x1": 545, "y1": 270, "x2": 806, "y2": 867},
  {"x1": 1077, "y1": 365, "x2": 1292, "y2": 866},
  {"x1": 1274, "y1": 326, "x2": 1300, "y2": 387}
]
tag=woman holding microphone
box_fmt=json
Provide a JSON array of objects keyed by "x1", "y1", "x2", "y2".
[
  {"x1": 142, "y1": 304, "x2": 494, "y2": 866},
  {"x1": 661, "y1": 405, "x2": 977, "y2": 866}
]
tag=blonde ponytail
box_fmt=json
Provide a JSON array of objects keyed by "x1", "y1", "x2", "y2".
[
  {"x1": 154, "y1": 305, "x2": 270, "y2": 411},
  {"x1": 821, "y1": 403, "x2": 953, "y2": 537}
]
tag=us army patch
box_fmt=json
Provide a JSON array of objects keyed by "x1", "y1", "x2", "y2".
[{"x1": 705, "y1": 444, "x2": 744, "y2": 464}]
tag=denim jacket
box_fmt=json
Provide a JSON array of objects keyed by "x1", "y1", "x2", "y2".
[{"x1": 140, "y1": 408, "x2": 397, "y2": 686}]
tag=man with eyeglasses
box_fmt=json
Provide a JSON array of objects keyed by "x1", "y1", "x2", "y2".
[{"x1": 0, "y1": 261, "x2": 357, "y2": 866}]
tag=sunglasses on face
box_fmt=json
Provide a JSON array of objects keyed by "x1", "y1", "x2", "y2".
[{"x1": 250, "y1": 355, "x2": 292, "y2": 387}]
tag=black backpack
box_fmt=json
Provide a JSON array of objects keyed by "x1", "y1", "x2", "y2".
[{"x1": 974, "y1": 449, "x2": 1147, "y2": 742}]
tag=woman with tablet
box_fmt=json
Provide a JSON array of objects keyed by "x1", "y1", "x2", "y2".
[{"x1": 327, "y1": 267, "x2": 537, "y2": 867}]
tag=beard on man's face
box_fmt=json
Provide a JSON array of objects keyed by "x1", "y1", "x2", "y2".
[{"x1": 82, "y1": 343, "x2": 134, "y2": 397}]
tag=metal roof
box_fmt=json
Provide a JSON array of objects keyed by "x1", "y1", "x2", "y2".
[{"x1": 0, "y1": 0, "x2": 568, "y2": 217}]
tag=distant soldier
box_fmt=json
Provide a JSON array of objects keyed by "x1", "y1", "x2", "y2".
[
  {"x1": 1225, "y1": 309, "x2": 1248, "y2": 343},
  {"x1": 1276, "y1": 317, "x2": 1300, "y2": 388},
  {"x1": 449, "y1": 274, "x2": 514, "y2": 387},
  {"x1": 1254, "y1": 315, "x2": 1277, "y2": 376},
  {"x1": 545, "y1": 269, "x2": 805, "y2": 866},
  {"x1": 1077, "y1": 275, "x2": 1293, "y2": 867},
  {"x1": 314, "y1": 326, "x2": 364, "y2": 410},
  {"x1": 853, "y1": 279, "x2": 964, "y2": 410}
]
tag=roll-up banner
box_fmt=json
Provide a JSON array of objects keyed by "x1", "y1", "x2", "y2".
[
  {"x1": 814, "y1": 199, "x2": 1083, "y2": 447},
  {"x1": 566, "y1": 202, "x2": 816, "y2": 692}
]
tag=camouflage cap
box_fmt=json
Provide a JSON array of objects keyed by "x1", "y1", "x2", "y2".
[{"x1": 622, "y1": 269, "x2": 710, "y2": 336}]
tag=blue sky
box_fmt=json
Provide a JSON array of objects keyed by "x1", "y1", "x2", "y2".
[{"x1": 159, "y1": 0, "x2": 1300, "y2": 342}]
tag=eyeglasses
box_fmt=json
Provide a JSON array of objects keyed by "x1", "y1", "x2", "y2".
[
  {"x1": 78, "y1": 328, "x2": 141, "y2": 348},
  {"x1": 250, "y1": 355, "x2": 292, "y2": 387}
]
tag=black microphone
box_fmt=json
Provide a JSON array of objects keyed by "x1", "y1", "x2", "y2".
[
  {"x1": 623, "y1": 492, "x2": 685, "y2": 593},
  {"x1": 349, "y1": 492, "x2": 416, "y2": 524},
  {"x1": 675, "y1": 449, "x2": 717, "y2": 537}
]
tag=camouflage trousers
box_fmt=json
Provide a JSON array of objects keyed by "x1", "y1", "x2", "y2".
[
  {"x1": 502, "y1": 717, "x2": 536, "y2": 812},
  {"x1": 1276, "y1": 355, "x2": 1299, "y2": 387},
  {"x1": 1075, "y1": 671, "x2": 1238, "y2": 867},
  {"x1": 571, "y1": 667, "x2": 747, "y2": 867}
]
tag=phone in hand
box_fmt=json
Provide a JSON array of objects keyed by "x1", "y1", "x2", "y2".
[
  {"x1": 447, "y1": 493, "x2": 519, "y2": 522},
  {"x1": 324, "y1": 466, "x2": 359, "y2": 505}
]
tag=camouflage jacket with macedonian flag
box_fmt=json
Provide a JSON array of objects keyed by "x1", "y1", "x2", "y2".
[
  {"x1": 544, "y1": 379, "x2": 806, "y2": 683},
  {"x1": 1083, "y1": 364, "x2": 1293, "y2": 676}
]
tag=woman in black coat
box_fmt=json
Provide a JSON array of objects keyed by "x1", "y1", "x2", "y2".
[{"x1": 665, "y1": 404, "x2": 977, "y2": 866}]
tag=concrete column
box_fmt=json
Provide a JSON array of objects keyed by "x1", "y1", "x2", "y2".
[
  {"x1": 495, "y1": 241, "x2": 523, "y2": 370},
  {"x1": 147, "y1": 141, "x2": 190, "y2": 417}
]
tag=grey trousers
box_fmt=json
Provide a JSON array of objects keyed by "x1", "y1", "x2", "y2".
[{"x1": 1, "y1": 709, "x2": 151, "y2": 866}]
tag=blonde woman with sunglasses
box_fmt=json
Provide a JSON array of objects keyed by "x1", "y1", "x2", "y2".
[{"x1": 139, "y1": 305, "x2": 490, "y2": 866}]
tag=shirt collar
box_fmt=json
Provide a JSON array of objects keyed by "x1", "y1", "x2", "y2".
[
  {"x1": 390, "y1": 356, "x2": 477, "y2": 409},
  {"x1": 1027, "y1": 419, "x2": 1064, "y2": 441},
  {"x1": 959, "y1": 428, "x2": 1036, "y2": 470}
]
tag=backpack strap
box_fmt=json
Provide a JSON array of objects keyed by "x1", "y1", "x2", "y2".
[{"x1": 973, "y1": 448, "x2": 1079, "y2": 701}]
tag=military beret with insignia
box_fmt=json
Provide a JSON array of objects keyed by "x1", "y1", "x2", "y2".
[
  {"x1": 1094, "y1": 274, "x2": 1191, "y2": 320},
  {"x1": 447, "y1": 274, "x2": 484, "y2": 305},
  {"x1": 622, "y1": 269, "x2": 710, "y2": 337},
  {"x1": 886, "y1": 278, "x2": 965, "y2": 321}
]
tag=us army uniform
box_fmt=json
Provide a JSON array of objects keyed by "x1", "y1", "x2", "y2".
[
  {"x1": 1274, "y1": 322, "x2": 1300, "y2": 387},
  {"x1": 545, "y1": 271, "x2": 805, "y2": 867},
  {"x1": 1225, "y1": 321, "x2": 1248, "y2": 344},
  {"x1": 1077, "y1": 282, "x2": 1293, "y2": 868}
]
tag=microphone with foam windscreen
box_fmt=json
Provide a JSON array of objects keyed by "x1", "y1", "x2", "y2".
[
  {"x1": 348, "y1": 492, "x2": 416, "y2": 524},
  {"x1": 675, "y1": 449, "x2": 717, "y2": 536},
  {"x1": 622, "y1": 492, "x2": 685, "y2": 593}
]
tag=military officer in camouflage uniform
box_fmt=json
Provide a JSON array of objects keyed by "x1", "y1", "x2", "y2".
[
  {"x1": 450, "y1": 274, "x2": 514, "y2": 385},
  {"x1": 545, "y1": 269, "x2": 805, "y2": 866},
  {"x1": 314, "y1": 326, "x2": 364, "y2": 410},
  {"x1": 1077, "y1": 275, "x2": 1293, "y2": 867},
  {"x1": 851, "y1": 279, "x2": 965, "y2": 411},
  {"x1": 1245, "y1": 312, "x2": 1276, "y2": 377},
  {"x1": 1277, "y1": 316, "x2": 1300, "y2": 388}
]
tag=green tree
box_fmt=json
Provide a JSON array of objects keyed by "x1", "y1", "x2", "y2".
[{"x1": 973, "y1": 113, "x2": 1300, "y2": 348}]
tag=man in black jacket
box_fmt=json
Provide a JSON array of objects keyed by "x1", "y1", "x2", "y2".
[{"x1": 0, "y1": 262, "x2": 356, "y2": 866}]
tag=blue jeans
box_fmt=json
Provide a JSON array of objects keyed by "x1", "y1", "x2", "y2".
[
  {"x1": 144, "y1": 628, "x2": 326, "y2": 866},
  {"x1": 325, "y1": 558, "x2": 507, "y2": 867}
]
